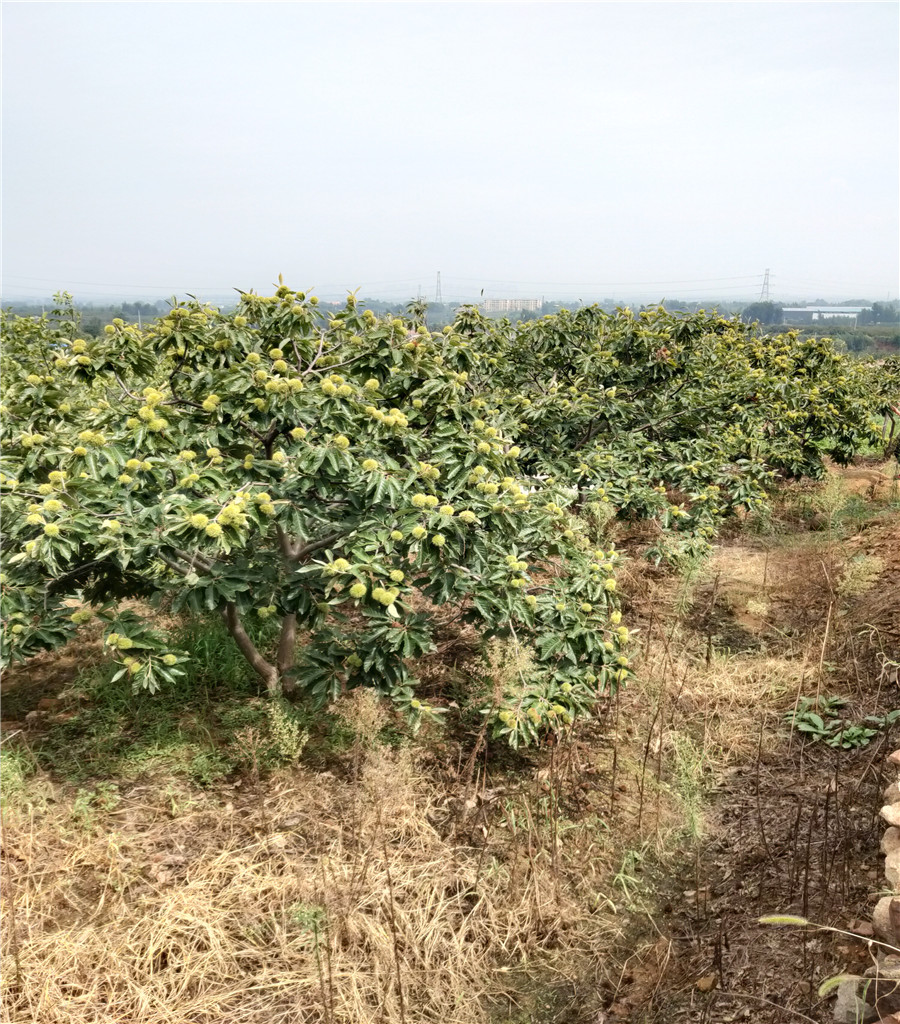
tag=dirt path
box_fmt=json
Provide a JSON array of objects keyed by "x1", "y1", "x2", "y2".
[{"x1": 599, "y1": 475, "x2": 900, "y2": 1023}]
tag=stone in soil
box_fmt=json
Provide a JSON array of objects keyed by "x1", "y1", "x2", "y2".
[{"x1": 873, "y1": 897, "x2": 900, "y2": 946}]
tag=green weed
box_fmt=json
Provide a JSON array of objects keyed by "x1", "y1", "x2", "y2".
[
  {"x1": 265, "y1": 699, "x2": 310, "y2": 762},
  {"x1": 669, "y1": 731, "x2": 708, "y2": 838},
  {"x1": 612, "y1": 842, "x2": 651, "y2": 907},
  {"x1": 71, "y1": 781, "x2": 121, "y2": 829},
  {"x1": 0, "y1": 744, "x2": 35, "y2": 806},
  {"x1": 20, "y1": 614, "x2": 303, "y2": 787},
  {"x1": 288, "y1": 902, "x2": 327, "y2": 939},
  {"x1": 672, "y1": 548, "x2": 710, "y2": 616},
  {"x1": 784, "y1": 695, "x2": 899, "y2": 750},
  {"x1": 186, "y1": 748, "x2": 233, "y2": 786},
  {"x1": 170, "y1": 614, "x2": 279, "y2": 692}
]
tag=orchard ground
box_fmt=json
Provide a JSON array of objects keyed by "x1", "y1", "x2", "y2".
[{"x1": 1, "y1": 460, "x2": 898, "y2": 1024}]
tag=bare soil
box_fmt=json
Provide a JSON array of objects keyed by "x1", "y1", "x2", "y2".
[{"x1": 588, "y1": 467, "x2": 900, "y2": 1024}]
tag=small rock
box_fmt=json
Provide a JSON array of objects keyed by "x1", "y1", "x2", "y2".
[
  {"x1": 864, "y1": 954, "x2": 900, "y2": 980},
  {"x1": 849, "y1": 919, "x2": 875, "y2": 938},
  {"x1": 863, "y1": 955, "x2": 900, "y2": 1017},
  {"x1": 888, "y1": 751, "x2": 900, "y2": 769},
  {"x1": 883, "y1": 829, "x2": 900, "y2": 857},
  {"x1": 873, "y1": 897, "x2": 900, "y2": 945},
  {"x1": 834, "y1": 979, "x2": 878, "y2": 1023},
  {"x1": 885, "y1": 783, "x2": 900, "y2": 804},
  {"x1": 696, "y1": 974, "x2": 717, "y2": 992},
  {"x1": 883, "y1": 805, "x2": 900, "y2": 828},
  {"x1": 886, "y1": 850, "x2": 900, "y2": 892}
]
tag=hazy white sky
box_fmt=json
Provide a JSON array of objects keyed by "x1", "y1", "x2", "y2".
[{"x1": 3, "y1": 2, "x2": 898, "y2": 304}]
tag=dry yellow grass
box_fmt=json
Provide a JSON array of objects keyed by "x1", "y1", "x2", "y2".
[{"x1": 2, "y1": 732, "x2": 635, "y2": 1024}]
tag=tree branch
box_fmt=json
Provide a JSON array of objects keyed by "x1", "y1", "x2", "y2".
[
  {"x1": 167, "y1": 397, "x2": 207, "y2": 411},
  {"x1": 290, "y1": 338, "x2": 304, "y2": 373},
  {"x1": 275, "y1": 525, "x2": 301, "y2": 561},
  {"x1": 236, "y1": 418, "x2": 267, "y2": 443},
  {"x1": 113, "y1": 371, "x2": 141, "y2": 401},
  {"x1": 294, "y1": 531, "x2": 346, "y2": 561},
  {"x1": 302, "y1": 332, "x2": 327, "y2": 375},
  {"x1": 221, "y1": 602, "x2": 279, "y2": 693},
  {"x1": 263, "y1": 423, "x2": 279, "y2": 459},
  {"x1": 303, "y1": 353, "x2": 368, "y2": 376},
  {"x1": 172, "y1": 548, "x2": 215, "y2": 573},
  {"x1": 159, "y1": 553, "x2": 193, "y2": 576}
]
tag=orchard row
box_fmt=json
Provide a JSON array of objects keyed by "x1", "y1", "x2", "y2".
[{"x1": 1, "y1": 287, "x2": 896, "y2": 744}]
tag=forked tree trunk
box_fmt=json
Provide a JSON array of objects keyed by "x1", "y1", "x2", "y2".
[
  {"x1": 220, "y1": 602, "x2": 295, "y2": 694},
  {"x1": 208, "y1": 528, "x2": 321, "y2": 694}
]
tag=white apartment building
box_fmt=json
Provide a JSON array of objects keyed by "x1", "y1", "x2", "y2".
[{"x1": 481, "y1": 298, "x2": 542, "y2": 314}]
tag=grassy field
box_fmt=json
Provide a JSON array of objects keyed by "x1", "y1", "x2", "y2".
[{"x1": 2, "y1": 463, "x2": 898, "y2": 1024}]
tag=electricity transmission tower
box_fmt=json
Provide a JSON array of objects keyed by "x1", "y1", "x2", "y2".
[
  {"x1": 435, "y1": 271, "x2": 442, "y2": 304},
  {"x1": 759, "y1": 269, "x2": 770, "y2": 301}
]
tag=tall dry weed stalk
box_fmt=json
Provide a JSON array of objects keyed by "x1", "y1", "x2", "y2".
[{"x1": 460, "y1": 638, "x2": 534, "y2": 806}]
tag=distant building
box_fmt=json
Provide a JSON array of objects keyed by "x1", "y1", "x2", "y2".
[
  {"x1": 782, "y1": 305, "x2": 871, "y2": 324},
  {"x1": 481, "y1": 298, "x2": 542, "y2": 314}
]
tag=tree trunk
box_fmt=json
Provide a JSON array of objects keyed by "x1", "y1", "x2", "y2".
[
  {"x1": 221, "y1": 602, "x2": 281, "y2": 694},
  {"x1": 276, "y1": 613, "x2": 298, "y2": 692}
]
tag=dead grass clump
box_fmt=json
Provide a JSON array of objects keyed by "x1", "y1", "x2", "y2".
[
  {"x1": 836, "y1": 554, "x2": 886, "y2": 598},
  {"x1": 832, "y1": 561, "x2": 900, "y2": 688},
  {"x1": 1, "y1": 728, "x2": 626, "y2": 1024},
  {"x1": 335, "y1": 687, "x2": 390, "y2": 750},
  {"x1": 673, "y1": 654, "x2": 806, "y2": 764},
  {"x1": 618, "y1": 629, "x2": 805, "y2": 845},
  {"x1": 844, "y1": 587, "x2": 900, "y2": 649}
]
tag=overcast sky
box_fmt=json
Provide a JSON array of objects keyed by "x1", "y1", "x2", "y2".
[{"x1": 3, "y1": 2, "x2": 898, "y2": 305}]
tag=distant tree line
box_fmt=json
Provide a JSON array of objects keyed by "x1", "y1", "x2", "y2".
[
  {"x1": 740, "y1": 300, "x2": 898, "y2": 327},
  {"x1": 741, "y1": 301, "x2": 784, "y2": 325},
  {"x1": 857, "y1": 302, "x2": 899, "y2": 326},
  {"x1": 4, "y1": 300, "x2": 171, "y2": 338},
  {"x1": 5, "y1": 294, "x2": 896, "y2": 349}
]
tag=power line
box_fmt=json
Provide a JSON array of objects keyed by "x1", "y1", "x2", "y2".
[
  {"x1": 773, "y1": 279, "x2": 885, "y2": 294},
  {"x1": 442, "y1": 273, "x2": 765, "y2": 288},
  {"x1": 3, "y1": 271, "x2": 767, "y2": 292},
  {"x1": 4, "y1": 275, "x2": 239, "y2": 292}
]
